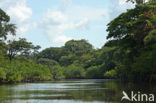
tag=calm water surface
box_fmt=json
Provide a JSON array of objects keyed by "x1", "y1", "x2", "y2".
[{"x1": 0, "y1": 79, "x2": 155, "y2": 103}]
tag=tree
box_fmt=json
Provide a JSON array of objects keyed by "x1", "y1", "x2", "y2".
[
  {"x1": 0, "y1": 41, "x2": 7, "y2": 56},
  {"x1": 37, "y1": 58, "x2": 58, "y2": 66},
  {"x1": 7, "y1": 38, "x2": 40, "y2": 61},
  {"x1": 63, "y1": 64, "x2": 85, "y2": 79},
  {"x1": 127, "y1": 0, "x2": 156, "y2": 5},
  {"x1": 0, "y1": 9, "x2": 16, "y2": 40},
  {"x1": 64, "y1": 39, "x2": 93, "y2": 56},
  {"x1": 77, "y1": 54, "x2": 96, "y2": 68},
  {"x1": 127, "y1": 0, "x2": 145, "y2": 5},
  {"x1": 59, "y1": 54, "x2": 77, "y2": 66},
  {"x1": 50, "y1": 65, "x2": 65, "y2": 80},
  {"x1": 144, "y1": 30, "x2": 156, "y2": 45},
  {"x1": 0, "y1": 67, "x2": 6, "y2": 81},
  {"x1": 37, "y1": 47, "x2": 63, "y2": 62},
  {"x1": 105, "y1": 2, "x2": 156, "y2": 82},
  {"x1": 107, "y1": 4, "x2": 156, "y2": 40}
]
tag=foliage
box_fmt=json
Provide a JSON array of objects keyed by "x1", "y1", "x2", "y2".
[
  {"x1": 37, "y1": 58, "x2": 58, "y2": 66},
  {"x1": 49, "y1": 65, "x2": 65, "y2": 80},
  {"x1": 104, "y1": 69, "x2": 117, "y2": 78},
  {"x1": 0, "y1": 67, "x2": 6, "y2": 81},
  {"x1": 130, "y1": 47, "x2": 156, "y2": 81},
  {"x1": 63, "y1": 64, "x2": 86, "y2": 79},
  {"x1": 59, "y1": 54, "x2": 77, "y2": 66},
  {"x1": 0, "y1": 58, "x2": 53, "y2": 83},
  {"x1": 86, "y1": 64, "x2": 105, "y2": 78},
  {"x1": 107, "y1": 4, "x2": 156, "y2": 40},
  {"x1": 0, "y1": 9, "x2": 16, "y2": 40},
  {"x1": 105, "y1": 2, "x2": 156, "y2": 82},
  {"x1": 37, "y1": 47, "x2": 63, "y2": 62},
  {"x1": 64, "y1": 39, "x2": 93, "y2": 56},
  {"x1": 7, "y1": 38, "x2": 40, "y2": 61},
  {"x1": 144, "y1": 30, "x2": 156, "y2": 45},
  {"x1": 127, "y1": 0, "x2": 156, "y2": 5}
]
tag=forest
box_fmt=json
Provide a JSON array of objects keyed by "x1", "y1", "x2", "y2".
[{"x1": 0, "y1": 0, "x2": 156, "y2": 83}]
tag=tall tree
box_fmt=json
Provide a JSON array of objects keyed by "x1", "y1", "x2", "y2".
[
  {"x1": 0, "y1": 9, "x2": 16, "y2": 40},
  {"x1": 7, "y1": 38, "x2": 40, "y2": 61},
  {"x1": 105, "y1": 2, "x2": 156, "y2": 81},
  {"x1": 37, "y1": 47, "x2": 63, "y2": 62},
  {"x1": 64, "y1": 39, "x2": 93, "y2": 56},
  {"x1": 106, "y1": 4, "x2": 156, "y2": 46}
]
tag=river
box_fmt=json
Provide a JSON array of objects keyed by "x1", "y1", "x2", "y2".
[{"x1": 0, "y1": 79, "x2": 155, "y2": 103}]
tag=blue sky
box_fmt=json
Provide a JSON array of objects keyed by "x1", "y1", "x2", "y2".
[{"x1": 0, "y1": 0, "x2": 134, "y2": 49}]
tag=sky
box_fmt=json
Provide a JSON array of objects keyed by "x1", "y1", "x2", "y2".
[{"x1": 0, "y1": 0, "x2": 134, "y2": 49}]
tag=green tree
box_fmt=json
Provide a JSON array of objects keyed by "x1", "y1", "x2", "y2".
[
  {"x1": 86, "y1": 64, "x2": 105, "y2": 79},
  {"x1": 50, "y1": 65, "x2": 65, "y2": 80},
  {"x1": 37, "y1": 47, "x2": 63, "y2": 62},
  {"x1": 105, "y1": 2, "x2": 156, "y2": 82},
  {"x1": 37, "y1": 58, "x2": 58, "y2": 66},
  {"x1": 63, "y1": 64, "x2": 85, "y2": 79},
  {"x1": 0, "y1": 41, "x2": 7, "y2": 56},
  {"x1": 59, "y1": 54, "x2": 77, "y2": 66},
  {"x1": 0, "y1": 67, "x2": 6, "y2": 81},
  {"x1": 127, "y1": 0, "x2": 156, "y2": 5},
  {"x1": 7, "y1": 38, "x2": 40, "y2": 61},
  {"x1": 144, "y1": 29, "x2": 156, "y2": 45},
  {"x1": 0, "y1": 9, "x2": 16, "y2": 40},
  {"x1": 64, "y1": 39, "x2": 93, "y2": 56}
]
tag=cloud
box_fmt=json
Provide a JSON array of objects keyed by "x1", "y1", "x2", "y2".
[
  {"x1": 39, "y1": 1, "x2": 110, "y2": 44},
  {"x1": 0, "y1": 0, "x2": 32, "y2": 35},
  {"x1": 67, "y1": 6, "x2": 110, "y2": 21},
  {"x1": 75, "y1": 18, "x2": 89, "y2": 30},
  {"x1": 59, "y1": 0, "x2": 72, "y2": 11},
  {"x1": 118, "y1": 0, "x2": 134, "y2": 9},
  {"x1": 53, "y1": 35, "x2": 72, "y2": 43},
  {"x1": 119, "y1": 0, "x2": 127, "y2": 5},
  {"x1": 108, "y1": 0, "x2": 134, "y2": 20},
  {"x1": 39, "y1": 9, "x2": 90, "y2": 43},
  {"x1": 40, "y1": 10, "x2": 72, "y2": 34},
  {"x1": 39, "y1": 10, "x2": 73, "y2": 43},
  {"x1": 7, "y1": 2, "x2": 32, "y2": 23}
]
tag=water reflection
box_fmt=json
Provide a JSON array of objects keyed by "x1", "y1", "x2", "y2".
[{"x1": 0, "y1": 79, "x2": 155, "y2": 103}]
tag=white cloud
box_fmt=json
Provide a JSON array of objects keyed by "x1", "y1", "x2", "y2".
[
  {"x1": 7, "y1": 5, "x2": 31, "y2": 23},
  {"x1": 66, "y1": 6, "x2": 110, "y2": 21},
  {"x1": 0, "y1": 0, "x2": 32, "y2": 34},
  {"x1": 39, "y1": 9, "x2": 90, "y2": 43},
  {"x1": 118, "y1": 0, "x2": 134, "y2": 10},
  {"x1": 39, "y1": 10, "x2": 73, "y2": 43},
  {"x1": 108, "y1": 0, "x2": 134, "y2": 21},
  {"x1": 40, "y1": 10, "x2": 72, "y2": 34},
  {"x1": 119, "y1": 0, "x2": 127, "y2": 5},
  {"x1": 39, "y1": 2, "x2": 110, "y2": 44},
  {"x1": 43, "y1": 10, "x2": 68, "y2": 24},
  {"x1": 59, "y1": 0, "x2": 72, "y2": 11},
  {"x1": 75, "y1": 18, "x2": 89, "y2": 30},
  {"x1": 53, "y1": 35, "x2": 72, "y2": 43}
]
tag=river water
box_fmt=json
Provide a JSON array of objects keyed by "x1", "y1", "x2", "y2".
[{"x1": 0, "y1": 79, "x2": 155, "y2": 103}]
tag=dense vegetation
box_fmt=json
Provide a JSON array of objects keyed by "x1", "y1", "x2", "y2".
[{"x1": 0, "y1": 0, "x2": 155, "y2": 83}]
